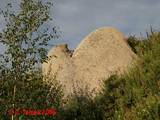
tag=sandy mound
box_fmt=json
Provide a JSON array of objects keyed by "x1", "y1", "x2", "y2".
[{"x1": 42, "y1": 27, "x2": 137, "y2": 96}]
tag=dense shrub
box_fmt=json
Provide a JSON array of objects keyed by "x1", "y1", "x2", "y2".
[{"x1": 0, "y1": 71, "x2": 63, "y2": 120}]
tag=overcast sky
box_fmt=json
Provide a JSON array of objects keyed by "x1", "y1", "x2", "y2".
[{"x1": 0, "y1": 0, "x2": 160, "y2": 50}]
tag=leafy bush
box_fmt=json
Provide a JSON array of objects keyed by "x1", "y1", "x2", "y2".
[{"x1": 0, "y1": 71, "x2": 63, "y2": 120}]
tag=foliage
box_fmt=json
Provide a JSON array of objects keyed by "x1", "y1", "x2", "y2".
[
  {"x1": 0, "y1": 71, "x2": 63, "y2": 119},
  {"x1": 0, "y1": 0, "x2": 62, "y2": 119},
  {"x1": 58, "y1": 87, "x2": 102, "y2": 120}
]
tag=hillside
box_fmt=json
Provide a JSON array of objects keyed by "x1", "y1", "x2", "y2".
[
  {"x1": 1, "y1": 28, "x2": 160, "y2": 120},
  {"x1": 59, "y1": 30, "x2": 160, "y2": 120},
  {"x1": 42, "y1": 27, "x2": 137, "y2": 96}
]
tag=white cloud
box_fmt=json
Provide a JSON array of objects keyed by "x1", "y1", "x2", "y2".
[{"x1": 53, "y1": 0, "x2": 160, "y2": 48}]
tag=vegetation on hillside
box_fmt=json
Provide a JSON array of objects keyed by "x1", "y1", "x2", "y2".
[
  {"x1": 59, "y1": 30, "x2": 160, "y2": 120},
  {"x1": 0, "y1": 0, "x2": 159, "y2": 120}
]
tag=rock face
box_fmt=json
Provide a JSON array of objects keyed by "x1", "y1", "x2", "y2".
[{"x1": 42, "y1": 27, "x2": 136, "y2": 96}]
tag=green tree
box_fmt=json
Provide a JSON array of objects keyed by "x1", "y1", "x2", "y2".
[{"x1": 0, "y1": 0, "x2": 63, "y2": 119}]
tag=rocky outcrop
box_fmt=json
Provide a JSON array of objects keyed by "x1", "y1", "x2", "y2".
[{"x1": 42, "y1": 27, "x2": 137, "y2": 96}]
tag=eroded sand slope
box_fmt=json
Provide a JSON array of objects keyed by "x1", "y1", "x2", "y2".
[{"x1": 42, "y1": 27, "x2": 137, "y2": 96}]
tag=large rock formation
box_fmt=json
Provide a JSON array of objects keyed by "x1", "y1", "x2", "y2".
[{"x1": 42, "y1": 27, "x2": 136, "y2": 96}]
